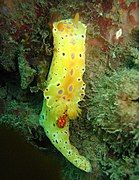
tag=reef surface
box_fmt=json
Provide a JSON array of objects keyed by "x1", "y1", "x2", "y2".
[{"x1": 0, "y1": 0, "x2": 139, "y2": 179}]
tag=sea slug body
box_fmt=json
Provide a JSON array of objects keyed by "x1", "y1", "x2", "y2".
[{"x1": 39, "y1": 14, "x2": 92, "y2": 172}]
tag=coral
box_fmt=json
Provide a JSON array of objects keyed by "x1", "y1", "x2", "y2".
[
  {"x1": 0, "y1": 81, "x2": 47, "y2": 149},
  {"x1": 18, "y1": 51, "x2": 36, "y2": 89},
  {"x1": 88, "y1": 68, "x2": 139, "y2": 142},
  {"x1": 87, "y1": 68, "x2": 139, "y2": 178},
  {"x1": 128, "y1": 47, "x2": 139, "y2": 69},
  {"x1": 0, "y1": 0, "x2": 51, "y2": 90}
]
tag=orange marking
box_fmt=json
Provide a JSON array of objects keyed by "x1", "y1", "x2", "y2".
[
  {"x1": 57, "y1": 22, "x2": 65, "y2": 31},
  {"x1": 57, "y1": 114, "x2": 68, "y2": 128}
]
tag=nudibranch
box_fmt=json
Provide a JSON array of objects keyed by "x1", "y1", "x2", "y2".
[{"x1": 39, "y1": 13, "x2": 92, "y2": 172}]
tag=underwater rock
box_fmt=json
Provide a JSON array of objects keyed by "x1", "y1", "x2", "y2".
[{"x1": 88, "y1": 68, "x2": 139, "y2": 152}]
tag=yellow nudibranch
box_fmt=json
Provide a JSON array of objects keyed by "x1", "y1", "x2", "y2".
[{"x1": 39, "y1": 14, "x2": 92, "y2": 172}]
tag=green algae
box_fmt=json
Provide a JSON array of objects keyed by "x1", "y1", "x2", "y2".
[{"x1": 18, "y1": 51, "x2": 36, "y2": 89}]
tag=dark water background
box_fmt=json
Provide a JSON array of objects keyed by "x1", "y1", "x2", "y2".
[{"x1": 0, "y1": 125, "x2": 61, "y2": 180}]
